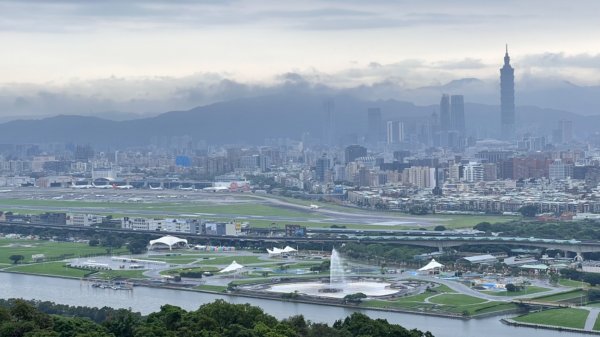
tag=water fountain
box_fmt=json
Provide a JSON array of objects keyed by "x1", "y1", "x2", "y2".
[
  {"x1": 320, "y1": 248, "x2": 345, "y2": 293},
  {"x1": 264, "y1": 248, "x2": 399, "y2": 298}
]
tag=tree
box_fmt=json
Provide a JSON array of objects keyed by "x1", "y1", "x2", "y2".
[
  {"x1": 583, "y1": 273, "x2": 600, "y2": 286},
  {"x1": 518, "y1": 205, "x2": 539, "y2": 218},
  {"x1": 9, "y1": 254, "x2": 24, "y2": 264},
  {"x1": 434, "y1": 225, "x2": 446, "y2": 231},
  {"x1": 343, "y1": 293, "x2": 367, "y2": 304},
  {"x1": 127, "y1": 238, "x2": 148, "y2": 254},
  {"x1": 409, "y1": 205, "x2": 430, "y2": 215},
  {"x1": 88, "y1": 239, "x2": 100, "y2": 247},
  {"x1": 588, "y1": 289, "x2": 600, "y2": 302},
  {"x1": 505, "y1": 283, "x2": 521, "y2": 292}
]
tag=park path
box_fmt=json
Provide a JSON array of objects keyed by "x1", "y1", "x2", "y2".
[
  {"x1": 401, "y1": 274, "x2": 571, "y2": 302},
  {"x1": 584, "y1": 307, "x2": 600, "y2": 331}
]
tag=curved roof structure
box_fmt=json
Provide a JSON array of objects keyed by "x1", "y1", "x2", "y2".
[
  {"x1": 220, "y1": 260, "x2": 244, "y2": 273},
  {"x1": 418, "y1": 259, "x2": 444, "y2": 271},
  {"x1": 149, "y1": 235, "x2": 188, "y2": 250},
  {"x1": 267, "y1": 246, "x2": 297, "y2": 255}
]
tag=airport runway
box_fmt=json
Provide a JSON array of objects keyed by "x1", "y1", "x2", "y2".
[{"x1": 0, "y1": 187, "x2": 446, "y2": 227}]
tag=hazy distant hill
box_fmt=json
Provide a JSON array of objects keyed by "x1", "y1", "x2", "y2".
[{"x1": 0, "y1": 93, "x2": 597, "y2": 147}]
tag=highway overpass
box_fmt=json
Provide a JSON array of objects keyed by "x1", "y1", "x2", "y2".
[{"x1": 1, "y1": 221, "x2": 598, "y2": 258}]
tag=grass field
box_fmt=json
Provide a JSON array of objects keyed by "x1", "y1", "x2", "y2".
[
  {"x1": 195, "y1": 284, "x2": 228, "y2": 292},
  {"x1": 5, "y1": 262, "x2": 89, "y2": 278},
  {"x1": 533, "y1": 289, "x2": 587, "y2": 303},
  {"x1": 419, "y1": 214, "x2": 518, "y2": 228},
  {"x1": 513, "y1": 308, "x2": 589, "y2": 329},
  {"x1": 0, "y1": 238, "x2": 127, "y2": 264},
  {"x1": 594, "y1": 313, "x2": 600, "y2": 331},
  {"x1": 364, "y1": 291, "x2": 516, "y2": 316},
  {"x1": 0, "y1": 198, "x2": 322, "y2": 219},
  {"x1": 559, "y1": 278, "x2": 588, "y2": 288},
  {"x1": 146, "y1": 254, "x2": 264, "y2": 266},
  {"x1": 428, "y1": 294, "x2": 487, "y2": 305},
  {"x1": 197, "y1": 255, "x2": 264, "y2": 266}
]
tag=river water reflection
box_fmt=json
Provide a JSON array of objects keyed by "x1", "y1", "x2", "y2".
[{"x1": 0, "y1": 273, "x2": 586, "y2": 337}]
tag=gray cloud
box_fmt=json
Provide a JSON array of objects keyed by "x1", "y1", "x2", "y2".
[
  {"x1": 0, "y1": 0, "x2": 538, "y2": 32},
  {"x1": 520, "y1": 53, "x2": 600, "y2": 69},
  {"x1": 1, "y1": 51, "x2": 597, "y2": 120}
]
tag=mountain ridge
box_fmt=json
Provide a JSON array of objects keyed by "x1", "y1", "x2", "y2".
[{"x1": 0, "y1": 93, "x2": 596, "y2": 147}]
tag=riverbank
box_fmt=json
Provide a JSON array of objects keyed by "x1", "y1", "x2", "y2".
[
  {"x1": 502, "y1": 318, "x2": 600, "y2": 335},
  {"x1": 0, "y1": 268, "x2": 518, "y2": 320},
  {"x1": 0, "y1": 272, "x2": 592, "y2": 337}
]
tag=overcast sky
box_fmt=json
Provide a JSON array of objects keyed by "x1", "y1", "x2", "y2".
[{"x1": 2, "y1": 0, "x2": 600, "y2": 116}]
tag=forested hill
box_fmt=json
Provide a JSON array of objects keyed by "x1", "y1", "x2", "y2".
[{"x1": 0, "y1": 298, "x2": 433, "y2": 337}]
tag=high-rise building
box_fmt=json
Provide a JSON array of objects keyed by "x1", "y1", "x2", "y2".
[
  {"x1": 367, "y1": 108, "x2": 383, "y2": 143},
  {"x1": 500, "y1": 45, "x2": 515, "y2": 140},
  {"x1": 386, "y1": 121, "x2": 404, "y2": 144},
  {"x1": 315, "y1": 154, "x2": 331, "y2": 182},
  {"x1": 450, "y1": 95, "x2": 465, "y2": 136},
  {"x1": 463, "y1": 162, "x2": 484, "y2": 182},
  {"x1": 439, "y1": 94, "x2": 450, "y2": 131},
  {"x1": 344, "y1": 145, "x2": 367, "y2": 164},
  {"x1": 549, "y1": 159, "x2": 573, "y2": 180}
]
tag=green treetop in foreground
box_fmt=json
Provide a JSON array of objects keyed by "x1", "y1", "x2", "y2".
[{"x1": 0, "y1": 299, "x2": 433, "y2": 337}]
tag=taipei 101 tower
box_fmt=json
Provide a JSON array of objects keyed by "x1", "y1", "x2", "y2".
[{"x1": 500, "y1": 45, "x2": 515, "y2": 140}]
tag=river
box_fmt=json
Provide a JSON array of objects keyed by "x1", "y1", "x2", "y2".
[{"x1": 0, "y1": 273, "x2": 587, "y2": 337}]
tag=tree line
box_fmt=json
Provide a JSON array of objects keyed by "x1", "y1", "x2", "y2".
[
  {"x1": 0, "y1": 299, "x2": 433, "y2": 337},
  {"x1": 474, "y1": 220, "x2": 600, "y2": 240}
]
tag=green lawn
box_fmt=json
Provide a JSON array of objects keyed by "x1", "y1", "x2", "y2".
[
  {"x1": 364, "y1": 296, "x2": 515, "y2": 317},
  {"x1": 195, "y1": 284, "x2": 228, "y2": 292},
  {"x1": 147, "y1": 254, "x2": 266, "y2": 267},
  {"x1": 6, "y1": 262, "x2": 89, "y2": 278},
  {"x1": 513, "y1": 308, "x2": 589, "y2": 329},
  {"x1": 0, "y1": 198, "x2": 322, "y2": 219},
  {"x1": 0, "y1": 238, "x2": 127, "y2": 264},
  {"x1": 480, "y1": 286, "x2": 550, "y2": 297},
  {"x1": 195, "y1": 256, "x2": 264, "y2": 266},
  {"x1": 593, "y1": 312, "x2": 600, "y2": 331},
  {"x1": 428, "y1": 294, "x2": 487, "y2": 305},
  {"x1": 419, "y1": 214, "x2": 518, "y2": 229},
  {"x1": 5, "y1": 261, "x2": 147, "y2": 280},
  {"x1": 559, "y1": 278, "x2": 588, "y2": 288},
  {"x1": 533, "y1": 290, "x2": 587, "y2": 303}
]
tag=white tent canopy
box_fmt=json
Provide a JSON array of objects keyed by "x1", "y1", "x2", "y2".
[
  {"x1": 267, "y1": 246, "x2": 297, "y2": 255},
  {"x1": 418, "y1": 259, "x2": 444, "y2": 271},
  {"x1": 149, "y1": 235, "x2": 188, "y2": 250},
  {"x1": 220, "y1": 260, "x2": 244, "y2": 273},
  {"x1": 267, "y1": 247, "x2": 284, "y2": 255}
]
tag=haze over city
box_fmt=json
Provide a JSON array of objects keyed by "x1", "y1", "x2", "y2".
[{"x1": 3, "y1": 2, "x2": 600, "y2": 337}]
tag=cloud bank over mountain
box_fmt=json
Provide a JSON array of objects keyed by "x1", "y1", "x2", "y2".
[{"x1": 2, "y1": 61, "x2": 600, "y2": 122}]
